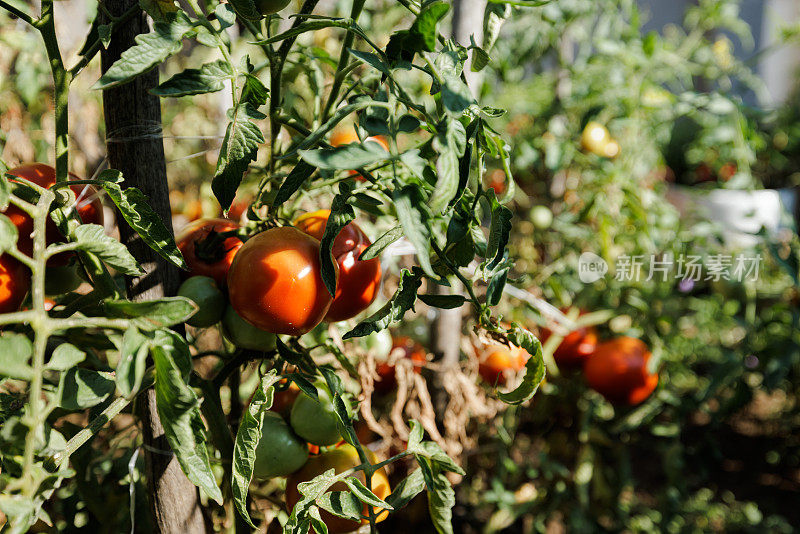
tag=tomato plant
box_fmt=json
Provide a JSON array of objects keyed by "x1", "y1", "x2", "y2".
[
  {"x1": 176, "y1": 218, "x2": 242, "y2": 286},
  {"x1": 177, "y1": 275, "x2": 225, "y2": 327}
]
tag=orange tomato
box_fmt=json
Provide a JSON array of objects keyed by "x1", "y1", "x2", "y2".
[
  {"x1": 177, "y1": 218, "x2": 242, "y2": 286},
  {"x1": 0, "y1": 255, "x2": 30, "y2": 313},
  {"x1": 285, "y1": 444, "x2": 391, "y2": 533},
  {"x1": 583, "y1": 337, "x2": 658, "y2": 405},
  {"x1": 374, "y1": 336, "x2": 426, "y2": 394},
  {"x1": 227, "y1": 226, "x2": 335, "y2": 336},
  {"x1": 294, "y1": 210, "x2": 381, "y2": 322},
  {"x1": 329, "y1": 127, "x2": 389, "y2": 181},
  {"x1": 476, "y1": 342, "x2": 530, "y2": 385},
  {"x1": 4, "y1": 164, "x2": 104, "y2": 264}
]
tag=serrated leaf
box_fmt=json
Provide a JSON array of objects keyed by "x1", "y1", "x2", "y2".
[
  {"x1": 385, "y1": 469, "x2": 426, "y2": 510},
  {"x1": 497, "y1": 326, "x2": 545, "y2": 404},
  {"x1": 430, "y1": 119, "x2": 467, "y2": 212},
  {"x1": 0, "y1": 333, "x2": 33, "y2": 381},
  {"x1": 343, "y1": 269, "x2": 421, "y2": 339},
  {"x1": 485, "y1": 192, "x2": 513, "y2": 268},
  {"x1": 151, "y1": 60, "x2": 233, "y2": 97},
  {"x1": 320, "y1": 189, "x2": 355, "y2": 296},
  {"x1": 71, "y1": 224, "x2": 142, "y2": 276},
  {"x1": 427, "y1": 469, "x2": 456, "y2": 534},
  {"x1": 0, "y1": 214, "x2": 18, "y2": 254},
  {"x1": 273, "y1": 161, "x2": 317, "y2": 209},
  {"x1": 233, "y1": 370, "x2": 280, "y2": 527},
  {"x1": 97, "y1": 171, "x2": 187, "y2": 270},
  {"x1": 46, "y1": 343, "x2": 86, "y2": 371},
  {"x1": 212, "y1": 102, "x2": 266, "y2": 210},
  {"x1": 300, "y1": 141, "x2": 390, "y2": 171},
  {"x1": 317, "y1": 491, "x2": 363, "y2": 521},
  {"x1": 483, "y1": 2, "x2": 511, "y2": 51},
  {"x1": 114, "y1": 328, "x2": 150, "y2": 397},
  {"x1": 103, "y1": 297, "x2": 197, "y2": 330},
  {"x1": 394, "y1": 186, "x2": 434, "y2": 276},
  {"x1": 418, "y1": 293, "x2": 466, "y2": 309},
  {"x1": 359, "y1": 226, "x2": 404, "y2": 261},
  {"x1": 94, "y1": 13, "x2": 193, "y2": 89},
  {"x1": 59, "y1": 369, "x2": 115, "y2": 410},
  {"x1": 152, "y1": 329, "x2": 223, "y2": 504},
  {"x1": 343, "y1": 477, "x2": 393, "y2": 510}
]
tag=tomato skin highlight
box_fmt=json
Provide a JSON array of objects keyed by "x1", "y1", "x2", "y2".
[
  {"x1": 294, "y1": 209, "x2": 382, "y2": 322},
  {"x1": 4, "y1": 164, "x2": 104, "y2": 265},
  {"x1": 227, "y1": 226, "x2": 335, "y2": 336},
  {"x1": 252, "y1": 411, "x2": 308, "y2": 479},
  {"x1": 177, "y1": 276, "x2": 225, "y2": 328},
  {"x1": 0, "y1": 255, "x2": 30, "y2": 313},
  {"x1": 285, "y1": 444, "x2": 391, "y2": 533},
  {"x1": 583, "y1": 337, "x2": 658, "y2": 405},
  {"x1": 177, "y1": 218, "x2": 242, "y2": 287}
]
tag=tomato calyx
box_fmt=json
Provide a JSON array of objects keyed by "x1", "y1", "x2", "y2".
[{"x1": 192, "y1": 228, "x2": 241, "y2": 264}]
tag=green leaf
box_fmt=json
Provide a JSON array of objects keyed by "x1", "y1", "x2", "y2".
[
  {"x1": 233, "y1": 370, "x2": 280, "y2": 527},
  {"x1": 103, "y1": 297, "x2": 197, "y2": 330},
  {"x1": 114, "y1": 328, "x2": 151, "y2": 397},
  {"x1": 300, "y1": 141, "x2": 390, "y2": 171},
  {"x1": 317, "y1": 491, "x2": 362, "y2": 521},
  {"x1": 410, "y1": 2, "x2": 450, "y2": 52},
  {"x1": 98, "y1": 171, "x2": 187, "y2": 270},
  {"x1": 58, "y1": 369, "x2": 115, "y2": 410},
  {"x1": 430, "y1": 119, "x2": 467, "y2": 212},
  {"x1": 46, "y1": 343, "x2": 86, "y2": 371},
  {"x1": 343, "y1": 477, "x2": 393, "y2": 510},
  {"x1": 320, "y1": 188, "x2": 355, "y2": 296},
  {"x1": 228, "y1": 0, "x2": 262, "y2": 21},
  {"x1": 343, "y1": 269, "x2": 421, "y2": 339},
  {"x1": 485, "y1": 191, "x2": 513, "y2": 268},
  {"x1": 71, "y1": 224, "x2": 142, "y2": 276},
  {"x1": 359, "y1": 226, "x2": 404, "y2": 261},
  {"x1": 0, "y1": 170, "x2": 10, "y2": 211},
  {"x1": 276, "y1": 338, "x2": 317, "y2": 375},
  {"x1": 152, "y1": 329, "x2": 223, "y2": 504},
  {"x1": 212, "y1": 102, "x2": 266, "y2": 210},
  {"x1": 427, "y1": 469, "x2": 456, "y2": 534},
  {"x1": 94, "y1": 13, "x2": 194, "y2": 89},
  {"x1": 482, "y1": 2, "x2": 511, "y2": 51},
  {"x1": 470, "y1": 38, "x2": 490, "y2": 72},
  {"x1": 0, "y1": 214, "x2": 18, "y2": 254},
  {"x1": 273, "y1": 161, "x2": 317, "y2": 209},
  {"x1": 151, "y1": 60, "x2": 233, "y2": 97},
  {"x1": 0, "y1": 333, "x2": 33, "y2": 381},
  {"x1": 485, "y1": 264, "x2": 509, "y2": 306},
  {"x1": 393, "y1": 185, "x2": 434, "y2": 276},
  {"x1": 418, "y1": 294, "x2": 466, "y2": 309},
  {"x1": 497, "y1": 325, "x2": 546, "y2": 405},
  {"x1": 385, "y1": 469, "x2": 426, "y2": 511}
]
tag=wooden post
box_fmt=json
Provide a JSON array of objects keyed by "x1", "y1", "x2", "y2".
[{"x1": 100, "y1": 2, "x2": 207, "y2": 532}]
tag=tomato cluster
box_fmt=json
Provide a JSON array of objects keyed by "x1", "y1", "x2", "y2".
[
  {"x1": 0, "y1": 164, "x2": 105, "y2": 312},
  {"x1": 176, "y1": 211, "x2": 383, "y2": 346}
]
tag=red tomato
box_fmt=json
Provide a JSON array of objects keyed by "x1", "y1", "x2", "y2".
[
  {"x1": 176, "y1": 218, "x2": 242, "y2": 287},
  {"x1": 0, "y1": 255, "x2": 30, "y2": 313},
  {"x1": 294, "y1": 209, "x2": 381, "y2": 322},
  {"x1": 270, "y1": 380, "x2": 301, "y2": 418},
  {"x1": 4, "y1": 164, "x2": 104, "y2": 264},
  {"x1": 373, "y1": 336, "x2": 427, "y2": 394},
  {"x1": 583, "y1": 337, "x2": 658, "y2": 405},
  {"x1": 330, "y1": 127, "x2": 390, "y2": 181},
  {"x1": 227, "y1": 226, "x2": 335, "y2": 335},
  {"x1": 540, "y1": 311, "x2": 598, "y2": 368},
  {"x1": 476, "y1": 342, "x2": 530, "y2": 385},
  {"x1": 486, "y1": 169, "x2": 506, "y2": 195}
]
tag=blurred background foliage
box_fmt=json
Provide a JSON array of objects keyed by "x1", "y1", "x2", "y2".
[{"x1": 1, "y1": 0, "x2": 799, "y2": 532}]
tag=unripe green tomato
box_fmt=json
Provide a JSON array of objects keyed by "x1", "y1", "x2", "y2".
[
  {"x1": 530, "y1": 206, "x2": 553, "y2": 229},
  {"x1": 364, "y1": 329, "x2": 393, "y2": 361},
  {"x1": 178, "y1": 276, "x2": 225, "y2": 327},
  {"x1": 252, "y1": 411, "x2": 309, "y2": 479},
  {"x1": 290, "y1": 384, "x2": 347, "y2": 446},
  {"x1": 45, "y1": 264, "x2": 83, "y2": 295},
  {"x1": 255, "y1": 0, "x2": 291, "y2": 16},
  {"x1": 222, "y1": 305, "x2": 277, "y2": 351}
]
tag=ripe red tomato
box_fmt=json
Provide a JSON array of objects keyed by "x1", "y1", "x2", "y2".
[
  {"x1": 176, "y1": 218, "x2": 242, "y2": 286},
  {"x1": 540, "y1": 312, "x2": 598, "y2": 368},
  {"x1": 476, "y1": 342, "x2": 530, "y2": 385},
  {"x1": 285, "y1": 444, "x2": 391, "y2": 533},
  {"x1": 583, "y1": 337, "x2": 658, "y2": 405},
  {"x1": 0, "y1": 255, "x2": 30, "y2": 313},
  {"x1": 4, "y1": 164, "x2": 104, "y2": 263},
  {"x1": 330, "y1": 127, "x2": 390, "y2": 181},
  {"x1": 294, "y1": 209, "x2": 381, "y2": 322},
  {"x1": 227, "y1": 226, "x2": 335, "y2": 335},
  {"x1": 373, "y1": 336, "x2": 427, "y2": 394}
]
